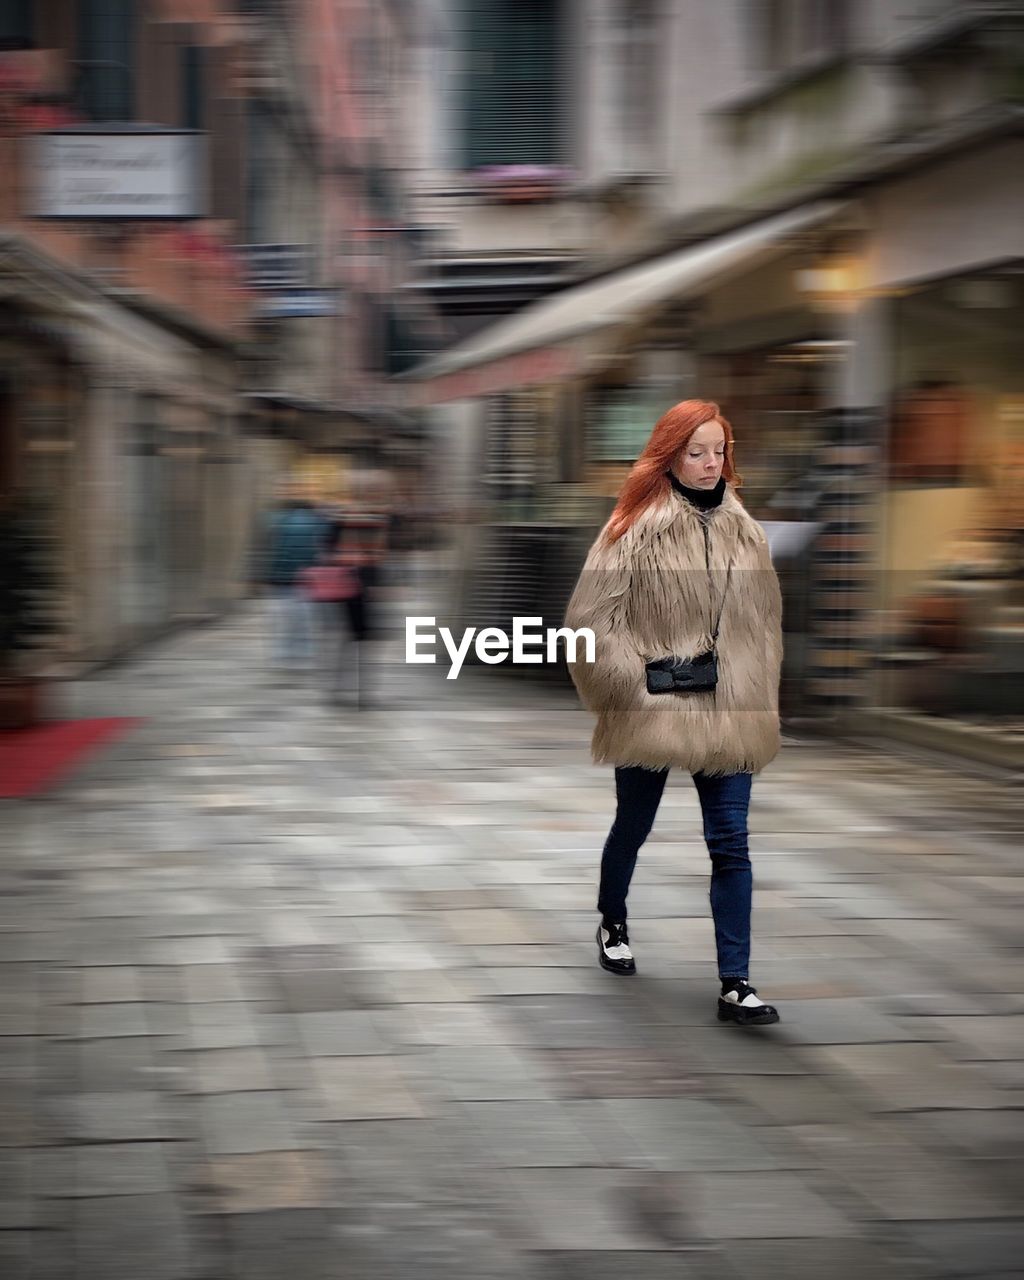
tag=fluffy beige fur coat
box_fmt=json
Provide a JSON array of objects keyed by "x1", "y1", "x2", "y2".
[{"x1": 564, "y1": 485, "x2": 783, "y2": 775}]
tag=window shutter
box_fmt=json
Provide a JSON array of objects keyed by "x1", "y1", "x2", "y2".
[
  {"x1": 0, "y1": 1, "x2": 33, "y2": 48},
  {"x1": 459, "y1": 0, "x2": 562, "y2": 169},
  {"x1": 182, "y1": 44, "x2": 205, "y2": 132},
  {"x1": 76, "y1": 0, "x2": 135, "y2": 121}
]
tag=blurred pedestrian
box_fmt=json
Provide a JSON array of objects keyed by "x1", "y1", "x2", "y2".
[
  {"x1": 321, "y1": 469, "x2": 392, "y2": 708},
  {"x1": 564, "y1": 399, "x2": 783, "y2": 1025},
  {"x1": 250, "y1": 478, "x2": 325, "y2": 675}
]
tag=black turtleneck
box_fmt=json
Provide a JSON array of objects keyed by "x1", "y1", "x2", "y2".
[{"x1": 666, "y1": 471, "x2": 726, "y2": 511}]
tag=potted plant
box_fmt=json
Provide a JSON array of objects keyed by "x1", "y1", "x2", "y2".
[{"x1": 0, "y1": 491, "x2": 59, "y2": 730}]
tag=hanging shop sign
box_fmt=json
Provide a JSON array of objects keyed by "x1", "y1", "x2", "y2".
[{"x1": 34, "y1": 128, "x2": 204, "y2": 220}]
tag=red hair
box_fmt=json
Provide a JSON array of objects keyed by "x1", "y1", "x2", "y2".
[{"x1": 604, "y1": 399, "x2": 740, "y2": 543}]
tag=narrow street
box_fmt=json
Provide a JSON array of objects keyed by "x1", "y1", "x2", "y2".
[{"x1": 2, "y1": 598, "x2": 1022, "y2": 1280}]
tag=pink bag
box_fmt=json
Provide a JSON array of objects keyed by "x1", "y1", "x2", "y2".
[{"x1": 300, "y1": 563, "x2": 359, "y2": 602}]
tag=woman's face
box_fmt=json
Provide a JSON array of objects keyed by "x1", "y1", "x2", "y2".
[{"x1": 674, "y1": 420, "x2": 726, "y2": 488}]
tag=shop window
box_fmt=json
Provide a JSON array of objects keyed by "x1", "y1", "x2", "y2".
[
  {"x1": 879, "y1": 271, "x2": 1024, "y2": 725},
  {"x1": 711, "y1": 344, "x2": 835, "y2": 519},
  {"x1": 888, "y1": 380, "x2": 972, "y2": 486},
  {"x1": 587, "y1": 388, "x2": 662, "y2": 463}
]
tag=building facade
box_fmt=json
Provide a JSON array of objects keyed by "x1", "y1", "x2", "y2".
[
  {"x1": 0, "y1": 2, "x2": 257, "y2": 668},
  {"x1": 402, "y1": 0, "x2": 584, "y2": 345},
  {"x1": 0, "y1": 0, "x2": 423, "y2": 673},
  {"x1": 408, "y1": 0, "x2": 1024, "y2": 765}
]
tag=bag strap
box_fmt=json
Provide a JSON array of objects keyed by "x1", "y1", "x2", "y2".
[
  {"x1": 700, "y1": 513, "x2": 734, "y2": 643},
  {"x1": 710, "y1": 560, "x2": 733, "y2": 643}
]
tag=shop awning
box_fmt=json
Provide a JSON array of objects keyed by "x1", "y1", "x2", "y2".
[
  {"x1": 1, "y1": 234, "x2": 195, "y2": 387},
  {"x1": 409, "y1": 201, "x2": 845, "y2": 404}
]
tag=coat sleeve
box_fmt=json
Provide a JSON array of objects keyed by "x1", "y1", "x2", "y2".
[{"x1": 563, "y1": 523, "x2": 645, "y2": 714}]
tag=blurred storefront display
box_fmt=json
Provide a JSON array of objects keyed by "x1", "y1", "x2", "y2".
[
  {"x1": 413, "y1": 201, "x2": 860, "y2": 717},
  {"x1": 0, "y1": 315, "x2": 76, "y2": 673},
  {"x1": 401, "y1": 0, "x2": 1024, "y2": 765},
  {"x1": 0, "y1": 236, "x2": 250, "y2": 667},
  {"x1": 0, "y1": 1, "x2": 425, "y2": 676},
  {"x1": 701, "y1": 340, "x2": 842, "y2": 717},
  {"x1": 874, "y1": 269, "x2": 1024, "y2": 738},
  {"x1": 888, "y1": 379, "x2": 972, "y2": 485},
  {"x1": 412, "y1": 192, "x2": 1022, "y2": 763}
]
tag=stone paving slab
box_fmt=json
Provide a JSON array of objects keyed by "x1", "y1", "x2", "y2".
[
  {"x1": 197, "y1": 1092, "x2": 300, "y2": 1156},
  {"x1": 73, "y1": 1194, "x2": 192, "y2": 1280},
  {"x1": 453, "y1": 1099, "x2": 616, "y2": 1169},
  {"x1": 425, "y1": 1045, "x2": 558, "y2": 1102},
  {"x1": 35, "y1": 1143, "x2": 174, "y2": 1199},
  {"x1": 183, "y1": 1047, "x2": 279, "y2": 1095},
  {"x1": 2, "y1": 600, "x2": 1023, "y2": 1277},
  {"x1": 214, "y1": 1208, "x2": 341, "y2": 1280},
  {"x1": 190, "y1": 1151, "x2": 337, "y2": 1215},
  {"x1": 499, "y1": 1168, "x2": 694, "y2": 1251},
  {"x1": 48, "y1": 1092, "x2": 184, "y2": 1143},
  {"x1": 592, "y1": 1098, "x2": 797, "y2": 1172},
  {"x1": 77, "y1": 967, "x2": 144, "y2": 1004},
  {"x1": 308, "y1": 1057, "x2": 427, "y2": 1122},
  {"x1": 893, "y1": 1220, "x2": 1024, "y2": 1280},
  {"x1": 536, "y1": 1251, "x2": 736, "y2": 1280},
  {"x1": 722, "y1": 1238, "x2": 932, "y2": 1280},
  {"x1": 294, "y1": 1010, "x2": 392, "y2": 1057}
]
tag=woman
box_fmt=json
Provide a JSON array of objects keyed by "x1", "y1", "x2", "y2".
[{"x1": 564, "y1": 400, "x2": 783, "y2": 1026}]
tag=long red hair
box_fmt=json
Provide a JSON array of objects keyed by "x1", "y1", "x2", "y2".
[{"x1": 604, "y1": 399, "x2": 740, "y2": 543}]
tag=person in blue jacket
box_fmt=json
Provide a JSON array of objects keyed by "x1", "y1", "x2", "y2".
[{"x1": 250, "y1": 478, "x2": 325, "y2": 673}]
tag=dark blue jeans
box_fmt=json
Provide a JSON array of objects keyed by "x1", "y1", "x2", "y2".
[{"x1": 597, "y1": 766, "x2": 754, "y2": 979}]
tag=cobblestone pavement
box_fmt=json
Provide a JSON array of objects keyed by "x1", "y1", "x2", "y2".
[{"x1": 2, "y1": 592, "x2": 1023, "y2": 1279}]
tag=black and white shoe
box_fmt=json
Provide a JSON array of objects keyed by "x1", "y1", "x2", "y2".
[
  {"x1": 717, "y1": 978, "x2": 780, "y2": 1026},
  {"x1": 596, "y1": 921, "x2": 636, "y2": 976}
]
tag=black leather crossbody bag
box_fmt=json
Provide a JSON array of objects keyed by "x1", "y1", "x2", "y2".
[{"x1": 645, "y1": 547, "x2": 733, "y2": 696}]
